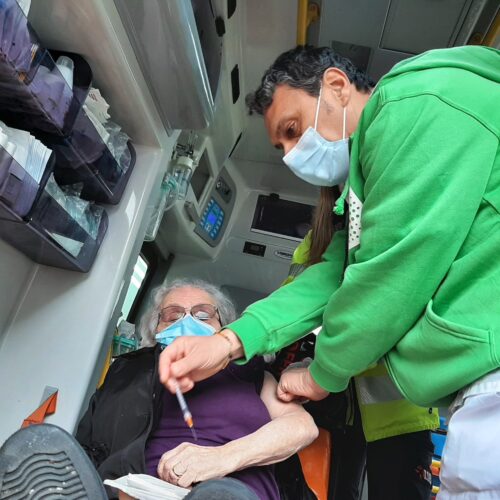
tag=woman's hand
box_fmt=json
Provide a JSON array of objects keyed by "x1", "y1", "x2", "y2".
[
  {"x1": 157, "y1": 443, "x2": 231, "y2": 488},
  {"x1": 277, "y1": 366, "x2": 329, "y2": 402},
  {"x1": 118, "y1": 492, "x2": 137, "y2": 500},
  {"x1": 159, "y1": 330, "x2": 244, "y2": 393}
]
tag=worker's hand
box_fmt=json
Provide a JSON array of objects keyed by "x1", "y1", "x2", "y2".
[
  {"x1": 277, "y1": 366, "x2": 329, "y2": 402},
  {"x1": 157, "y1": 442, "x2": 231, "y2": 488},
  {"x1": 283, "y1": 356, "x2": 313, "y2": 371},
  {"x1": 159, "y1": 330, "x2": 244, "y2": 393}
]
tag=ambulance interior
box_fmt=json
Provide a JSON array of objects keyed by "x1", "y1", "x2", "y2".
[{"x1": 0, "y1": 0, "x2": 498, "y2": 497}]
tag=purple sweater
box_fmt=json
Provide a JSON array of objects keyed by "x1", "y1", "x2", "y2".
[{"x1": 145, "y1": 359, "x2": 280, "y2": 500}]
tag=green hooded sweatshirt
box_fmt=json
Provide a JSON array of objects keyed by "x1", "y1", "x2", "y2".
[{"x1": 229, "y1": 46, "x2": 500, "y2": 407}]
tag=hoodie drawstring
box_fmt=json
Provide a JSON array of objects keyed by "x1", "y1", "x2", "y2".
[{"x1": 333, "y1": 182, "x2": 349, "y2": 216}]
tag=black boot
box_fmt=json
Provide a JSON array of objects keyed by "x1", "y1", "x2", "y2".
[{"x1": 0, "y1": 423, "x2": 107, "y2": 499}]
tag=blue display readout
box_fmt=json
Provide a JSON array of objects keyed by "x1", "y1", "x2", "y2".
[
  {"x1": 207, "y1": 211, "x2": 218, "y2": 225},
  {"x1": 200, "y1": 198, "x2": 225, "y2": 240}
]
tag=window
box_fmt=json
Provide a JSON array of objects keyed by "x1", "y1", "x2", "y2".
[{"x1": 117, "y1": 254, "x2": 149, "y2": 325}]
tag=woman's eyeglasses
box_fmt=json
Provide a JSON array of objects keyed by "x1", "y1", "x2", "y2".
[{"x1": 158, "y1": 304, "x2": 219, "y2": 324}]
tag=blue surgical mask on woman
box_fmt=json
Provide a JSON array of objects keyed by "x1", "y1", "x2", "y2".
[
  {"x1": 283, "y1": 83, "x2": 350, "y2": 187},
  {"x1": 155, "y1": 314, "x2": 216, "y2": 347}
]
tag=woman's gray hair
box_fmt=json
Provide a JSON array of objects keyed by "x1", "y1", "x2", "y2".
[{"x1": 139, "y1": 278, "x2": 237, "y2": 347}]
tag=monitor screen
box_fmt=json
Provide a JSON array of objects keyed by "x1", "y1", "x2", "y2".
[
  {"x1": 251, "y1": 195, "x2": 314, "y2": 241},
  {"x1": 191, "y1": 150, "x2": 211, "y2": 201}
]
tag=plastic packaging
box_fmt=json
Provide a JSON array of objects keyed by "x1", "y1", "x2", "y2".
[
  {"x1": 0, "y1": 151, "x2": 108, "y2": 272},
  {"x1": 144, "y1": 151, "x2": 196, "y2": 241},
  {"x1": 29, "y1": 60, "x2": 73, "y2": 130},
  {"x1": 104, "y1": 121, "x2": 131, "y2": 173},
  {"x1": 83, "y1": 88, "x2": 131, "y2": 173},
  {"x1": 0, "y1": 139, "x2": 43, "y2": 217},
  {"x1": 170, "y1": 155, "x2": 194, "y2": 201},
  {"x1": 16, "y1": 0, "x2": 31, "y2": 16},
  {"x1": 0, "y1": 49, "x2": 77, "y2": 133},
  {"x1": 48, "y1": 111, "x2": 136, "y2": 204},
  {"x1": 42, "y1": 86, "x2": 135, "y2": 204},
  {"x1": 144, "y1": 171, "x2": 181, "y2": 241},
  {"x1": 113, "y1": 320, "x2": 139, "y2": 356},
  {"x1": 55, "y1": 55, "x2": 74, "y2": 89},
  {"x1": 117, "y1": 320, "x2": 136, "y2": 339},
  {"x1": 84, "y1": 87, "x2": 110, "y2": 123},
  {"x1": 0, "y1": 130, "x2": 8, "y2": 149},
  {"x1": 0, "y1": 17, "x2": 92, "y2": 137},
  {"x1": 44, "y1": 174, "x2": 103, "y2": 240},
  {"x1": 0, "y1": 0, "x2": 33, "y2": 74},
  {"x1": 0, "y1": 122, "x2": 52, "y2": 184},
  {"x1": 83, "y1": 104, "x2": 110, "y2": 145},
  {"x1": 0, "y1": 1, "x2": 82, "y2": 136},
  {"x1": 5, "y1": 140, "x2": 15, "y2": 157}
]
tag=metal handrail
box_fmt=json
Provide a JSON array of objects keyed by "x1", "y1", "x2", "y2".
[{"x1": 297, "y1": 0, "x2": 320, "y2": 46}]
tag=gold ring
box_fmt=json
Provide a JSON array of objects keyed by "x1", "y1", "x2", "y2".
[{"x1": 173, "y1": 463, "x2": 186, "y2": 476}]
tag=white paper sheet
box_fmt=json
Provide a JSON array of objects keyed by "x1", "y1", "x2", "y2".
[{"x1": 104, "y1": 474, "x2": 189, "y2": 500}]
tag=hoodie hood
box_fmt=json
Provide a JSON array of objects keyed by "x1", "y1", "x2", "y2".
[
  {"x1": 373, "y1": 46, "x2": 500, "y2": 137},
  {"x1": 382, "y1": 46, "x2": 500, "y2": 84}
]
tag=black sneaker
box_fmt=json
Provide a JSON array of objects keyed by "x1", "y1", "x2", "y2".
[{"x1": 0, "y1": 423, "x2": 107, "y2": 499}]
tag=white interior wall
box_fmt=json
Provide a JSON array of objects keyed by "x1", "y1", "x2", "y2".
[
  {"x1": 0, "y1": 0, "x2": 174, "y2": 443},
  {"x1": 0, "y1": 241, "x2": 36, "y2": 339},
  {"x1": 206, "y1": 0, "x2": 247, "y2": 170}
]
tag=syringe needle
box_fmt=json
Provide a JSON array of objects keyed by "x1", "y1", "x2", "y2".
[
  {"x1": 190, "y1": 426, "x2": 198, "y2": 442},
  {"x1": 174, "y1": 383, "x2": 198, "y2": 441}
]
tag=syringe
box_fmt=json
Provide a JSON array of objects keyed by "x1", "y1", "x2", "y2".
[{"x1": 175, "y1": 383, "x2": 198, "y2": 441}]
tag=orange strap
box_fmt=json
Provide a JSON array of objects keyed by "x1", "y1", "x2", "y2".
[
  {"x1": 21, "y1": 389, "x2": 58, "y2": 428},
  {"x1": 298, "y1": 427, "x2": 331, "y2": 500}
]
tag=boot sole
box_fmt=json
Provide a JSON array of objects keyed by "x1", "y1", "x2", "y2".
[{"x1": 0, "y1": 424, "x2": 107, "y2": 499}]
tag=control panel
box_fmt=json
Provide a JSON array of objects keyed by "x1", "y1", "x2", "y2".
[
  {"x1": 199, "y1": 197, "x2": 225, "y2": 240},
  {"x1": 215, "y1": 177, "x2": 232, "y2": 203},
  {"x1": 192, "y1": 169, "x2": 236, "y2": 247}
]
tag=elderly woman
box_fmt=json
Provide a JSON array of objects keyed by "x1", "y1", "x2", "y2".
[{"x1": 76, "y1": 278, "x2": 318, "y2": 499}]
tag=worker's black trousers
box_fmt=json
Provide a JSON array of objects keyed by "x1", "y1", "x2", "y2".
[{"x1": 329, "y1": 398, "x2": 434, "y2": 500}]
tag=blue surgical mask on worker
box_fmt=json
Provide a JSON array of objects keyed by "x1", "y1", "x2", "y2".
[
  {"x1": 155, "y1": 314, "x2": 216, "y2": 347},
  {"x1": 283, "y1": 83, "x2": 350, "y2": 187}
]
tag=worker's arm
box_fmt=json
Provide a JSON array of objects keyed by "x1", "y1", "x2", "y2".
[
  {"x1": 159, "y1": 230, "x2": 346, "y2": 391},
  {"x1": 229, "y1": 228, "x2": 347, "y2": 357}
]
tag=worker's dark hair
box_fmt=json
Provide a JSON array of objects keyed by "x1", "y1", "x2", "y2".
[{"x1": 246, "y1": 45, "x2": 374, "y2": 115}]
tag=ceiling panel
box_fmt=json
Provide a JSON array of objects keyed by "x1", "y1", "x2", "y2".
[{"x1": 381, "y1": 0, "x2": 472, "y2": 54}]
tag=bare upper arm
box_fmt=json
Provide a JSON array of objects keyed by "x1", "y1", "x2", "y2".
[{"x1": 260, "y1": 371, "x2": 309, "y2": 420}]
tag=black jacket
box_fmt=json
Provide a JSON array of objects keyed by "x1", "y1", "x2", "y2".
[{"x1": 76, "y1": 345, "x2": 163, "y2": 482}]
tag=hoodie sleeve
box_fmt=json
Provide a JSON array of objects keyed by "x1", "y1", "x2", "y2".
[
  {"x1": 309, "y1": 94, "x2": 498, "y2": 392},
  {"x1": 228, "y1": 228, "x2": 347, "y2": 359}
]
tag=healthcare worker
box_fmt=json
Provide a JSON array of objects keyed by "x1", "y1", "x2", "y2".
[{"x1": 160, "y1": 45, "x2": 500, "y2": 498}]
